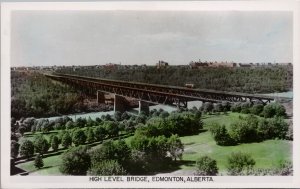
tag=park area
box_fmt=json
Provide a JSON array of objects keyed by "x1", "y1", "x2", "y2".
[{"x1": 15, "y1": 112, "x2": 292, "y2": 176}]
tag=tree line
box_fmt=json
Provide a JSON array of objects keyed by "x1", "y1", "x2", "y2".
[
  {"x1": 11, "y1": 71, "x2": 84, "y2": 119},
  {"x1": 11, "y1": 108, "x2": 202, "y2": 175},
  {"x1": 56, "y1": 65, "x2": 293, "y2": 93}
]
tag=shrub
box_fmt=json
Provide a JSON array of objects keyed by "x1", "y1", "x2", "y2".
[
  {"x1": 11, "y1": 140, "x2": 20, "y2": 159},
  {"x1": 93, "y1": 126, "x2": 106, "y2": 141},
  {"x1": 103, "y1": 121, "x2": 119, "y2": 138},
  {"x1": 88, "y1": 160, "x2": 127, "y2": 176},
  {"x1": 230, "y1": 102, "x2": 242, "y2": 112},
  {"x1": 66, "y1": 120, "x2": 75, "y2": 130},
  {"x1": 33, "y1": 135, "x2": 50, "y2": 155},
  {"x1": 202, "y1": 102, "x2": 213, "y2": 113},
  {"x1": 195, "y1": 156, "x2": 218, "y2": 176},
  {"x1": 20, "y1": 139, "x2": 34, "y2": 159},
  {"x1": 250, "y1": 104, "x2": 264, "y2": 115},
  {"x1": 240, "y1": 102, "x2": 252, "y2": 114},
  {"x1": 60, "y1": 146, "x2": 91, "y2": 175},
  {"x1": 286, "y1": 122, "x2": 293, "y2": 140},
  {"x1": 210, "y1": 124, "x2": 236, "y2": 146},
  {"x1": 72, "y1": 129, "x2": 87, "y2": 146},
  {"x1": 86, "y1": 128, "x2": 95, "y2": 143},
  {"x1": 61, "y1": 132, "x2": 72, "y2": 148},
  {"x1": 51, "y1": 135, "x2": 59, "y2": 151},
  {"x1": 167, "y1": 134, "x2": 184, "y2": 161},
  {"x1": 34, "y1": 153, "x2": 44, "y2": 169},
  {"x1": 227, "y1": 152, "x2": 255, "y2": 175},
  {"x1": 267, "y1": 117, "x2": 289, "y2": 139},
  {"x1": 229, "y1": 118, "x2": 259, "y2": 143},
  {"x1": 263, "y1": 102, "x2": 286, "y2": 118}
]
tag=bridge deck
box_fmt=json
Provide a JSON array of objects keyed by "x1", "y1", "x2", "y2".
[{"x1": 45, "y1": 73, "x2": 291, "y2": 106}]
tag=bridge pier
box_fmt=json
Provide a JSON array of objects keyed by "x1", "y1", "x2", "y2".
[
  {"x1": 139, "y1": 101, "x2": 149, "y2": 115},
  {"x1": 114, "y1": 95, "x2": 127, "y2": 113},
  {"x1": 97, "y1": 91, "x2": 105, "y2": 104}
]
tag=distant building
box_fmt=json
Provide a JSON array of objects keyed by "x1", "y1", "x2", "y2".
[
  {"x1": 189, "y1": 60, "x2": 237, "y2": 68},
  {"x1": 156, "y1": 60, "x2": 169, "y2": 69}
]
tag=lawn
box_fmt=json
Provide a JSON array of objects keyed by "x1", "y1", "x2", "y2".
[
  {"x1": 16, "y1": 112, "x2": 292, "y2": 176},
  {"x1": 16, "y1": 154, "x2": 63, "y2": 175},
  {"x1": 180, "y1": 112, "x2": 293, "y2": 173}
]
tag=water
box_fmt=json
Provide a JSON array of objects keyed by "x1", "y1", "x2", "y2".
[
  {"x1": 262, "y1": 91, "x2": 293, "y2": 98},
  {"x1": 43, "y1": 91, "x2": 292, "y2": 121}
]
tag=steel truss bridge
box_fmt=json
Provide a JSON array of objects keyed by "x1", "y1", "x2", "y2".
[{"x1": 45, "y1": 73, "x2": 277, "y2": 108}]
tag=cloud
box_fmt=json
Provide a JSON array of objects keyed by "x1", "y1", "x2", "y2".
[{"x1": 11, "y1": 11, "x2": 293, "y2": 66}]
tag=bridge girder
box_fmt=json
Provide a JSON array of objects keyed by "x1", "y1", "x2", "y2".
[{"x1": 45, "y1": 74, "x2": 275, "y2": 106}]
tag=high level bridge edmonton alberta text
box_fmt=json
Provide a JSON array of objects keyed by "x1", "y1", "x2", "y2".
[{"x1": 45, "y1": 73, "x2": 290, "y2": 114}]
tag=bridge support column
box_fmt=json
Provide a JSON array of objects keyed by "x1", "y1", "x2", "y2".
[
  {"x1": 97, "y1": 91, "x2": 105, "y2": 104},
  {"x1": 114, "y1": 95, "x2": 127, "y2": 113},
  {"x1": 139, "y1": 101, "x2": 149, "y2": 115}
]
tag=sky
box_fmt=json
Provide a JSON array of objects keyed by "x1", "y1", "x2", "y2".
[{"x1": 11, "y1": 11, "x2": 293, "y2": 67}]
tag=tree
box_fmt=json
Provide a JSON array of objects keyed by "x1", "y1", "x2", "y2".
[
  {"x1": 94, "y1": 126, "x2": 106, "y2": 141},
  {"x1": 66, "y1": 120, "x2": 75, "y2": 130},
  {"x1": 103, "y1": 121, "x2": 119, "y2": 138},
  {"x1": 86, "y1": 117, "x2": 95, "y2": 127},
  {"x1": 20, "y1": 139, "x2": 34, "y2": 159},
  {"x1": 86, "y1": 128, "x2": 95, "y2": 143},
  {"x1": 61, "y1": 132, "x2": 72, "y2": 148},
  {"x1": 227, "y1": 152, "x2": 256, "y2": 175},
  {"x1": 202, "y1": 102, "x2": 213, "y2": 113},
  {"x1": 34, "y1": 153, "x2": 44, "y2": 169},
  {"x1": 18, "y1": 125, "x2": 26, "y2": 136},
  {"x1": 196, "y1": 156, "x2": 218, "y2": 176},
  {"x1": 41, "y1": 119, "x2": 52, "y2": 133},
  {"x1": 268, "y1": 117, "x2": 289, "y2": 139},
  {"x1": 250, "y1": 104, "x2": 264, "y2": 115},
  {"x1": 11, "y1": 140, "x2": 20, "y2": 159},
  {"x1": 114, "y1": 111, "x2": 122, "y2": 121},
  {"x1": 230, "y1": 102, "x2": 242, "y2": 112},
  {"x1": 114, "y1": 140, "x2": 131, "y2": 167},
  {"x1": 263, "y1": 102, "x2": 286, "y2": 118},
  {"x1": 75, "y1": 117, "x2": 87, "y2": 128},
  {"x1": 160, "y1": 111, "x2": 170, "y2": 119},
  {"x1": 229, "y1": 118, "x2": 258, "y2": 143},
  {"x1": 210, "y1": 124, "x2": 235, "y2": 146},
  {"x1": 121, "y1": 112, "x2": 130, "y2": 120},
  {"x1": 88, "y1": 160, "x2": 127, "y2": 176},
  {"x1": 51, "y1": 135, "x2": 59, "y2": 151},
  {"x1": 33, "y1": 135, "x2": 49, "y2": 155},
  {"x1": 72, "y1": 129, "x2": 87, "y2": 146},
  {"x1": 221, "y1": 101, "x2": 231, "y2": 112},
  {"x1": 167, "y1": 134, "x2": 184, "y2": 161},
  {"x1": 135, "y1": 113, "x2": 147, "y2": 124},
  {"x1": 240, "y1": 102, "x2": 252, "y2": 114},
  {"x1": 59, "y1": 146, "x2": 91, "y2": 175},
  {"x1": 213, "y1": 103, "x2": 223, "y2": 112}
]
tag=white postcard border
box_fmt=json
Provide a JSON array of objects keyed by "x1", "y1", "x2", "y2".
[{"x1": 1, "y1": 1, "x2": 300, "y2": 188}]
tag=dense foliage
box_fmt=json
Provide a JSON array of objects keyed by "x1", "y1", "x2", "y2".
[
  {"x1": 11, "y1": 71, "x2": 83, "y2": 119},
  {"x1": 33, "y1": 135, "x2": 49, "y2": 155},
  {"x1": 56, "y1": 65, "x2": 293, "y2": 93},
  {"x1": 227, "y1": 152, "x2": 256, "y2": 175},
  {"x1": 34, "y1": 154, "x2": 44, "y2": 169},
  {"x1": 209, "y1": 124, "x2": 236, "y2": 146},
  {"x1": 59, "y1": 146, "x2": 91, "y2": 175},
  {"x1": 20, "y1": 140, "x2": 34, "y2": 160},
  {"x1": 210, "y1": 115, "x2": 290, "y2": 145},
  {"x1": 195, "y1": 156, "x2": 219, "y2": 176}
]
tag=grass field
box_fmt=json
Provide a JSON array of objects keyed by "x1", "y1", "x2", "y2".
[
  {"x1": 180, "y1": 112, "x2": 293, "y2": 173},
  {"x1": 15, "y1": 112, "x2": 292, "y2": 176},
  {"x1": 16, "y1": 153, "x2": 63, "y2": 175}
]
